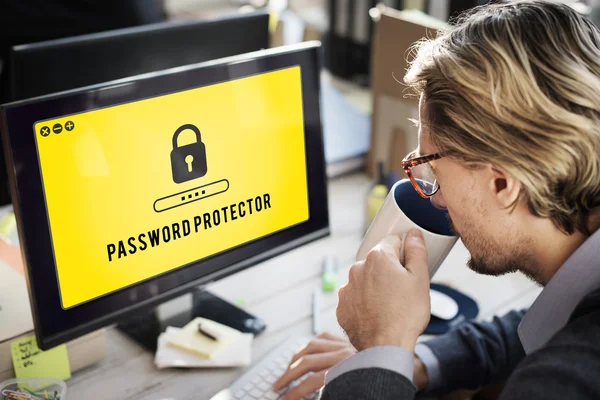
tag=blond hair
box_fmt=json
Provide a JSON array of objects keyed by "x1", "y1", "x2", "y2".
[{"x1": 404, "y1": 0, "x2": 600, "y2": 235}]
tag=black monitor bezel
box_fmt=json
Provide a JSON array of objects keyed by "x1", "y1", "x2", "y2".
[{"x1": 0, "y1": 42, "x2": 329, "y2": 350}]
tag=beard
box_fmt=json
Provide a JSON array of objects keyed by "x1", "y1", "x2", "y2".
[
  {"x1": 447, "y1": 213, "x2": 457, "y2": 236},
  {"x1": 446, "y1": 212, "x2": 542, "y2": 284}
]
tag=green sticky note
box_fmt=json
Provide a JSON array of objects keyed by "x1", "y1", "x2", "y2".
[{"x1": 11, "y1": 334, "x2": 71, "y2": 381}]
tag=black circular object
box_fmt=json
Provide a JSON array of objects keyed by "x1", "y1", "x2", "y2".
[{"x1": 424, "y1": 283, "x2": 479, "y2": 335}]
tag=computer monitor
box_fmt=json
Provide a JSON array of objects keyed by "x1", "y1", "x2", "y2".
[
  {"x1": 0, "y1": 41, "x2": 329, "y2": 350},
  {"x1": 8, "y1": 11, "x2": 271, "y2": 102}
]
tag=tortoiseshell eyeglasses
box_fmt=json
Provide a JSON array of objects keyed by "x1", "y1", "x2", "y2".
[{"x1": 401, "y1": 150, "x2": 443, "y2": 198}]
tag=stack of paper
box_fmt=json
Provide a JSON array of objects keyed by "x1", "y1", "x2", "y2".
[{"x1": 154, "y1": 318, "x2": 253, "y2": 369}]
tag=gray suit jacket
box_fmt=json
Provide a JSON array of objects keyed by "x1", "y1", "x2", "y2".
[{"x1": 319, "y1": 288, "x2": 600, "y2": 399}]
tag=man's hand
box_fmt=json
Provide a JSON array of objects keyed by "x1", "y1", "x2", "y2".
[
  {"x1": 414, "y1": 354, "x2": 430, "y2": 390},
  {"x1": 336, "y1": 228, "x2": 431, "y2": 352},
  {"x1": 272, "y1": 332, "x2": 356, "y2": 400}
]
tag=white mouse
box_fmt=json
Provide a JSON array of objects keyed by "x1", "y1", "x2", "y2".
[{"x1": 430, "y1": 289, "x2": 459, "y2": 320}]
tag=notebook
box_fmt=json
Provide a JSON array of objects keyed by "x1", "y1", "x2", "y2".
[
  {"x1": 166, "y1": 317, "x2": 244, "y2": 359},
  {"x1": 156, "y1": 326, "x2": 253, "y2": 369}
]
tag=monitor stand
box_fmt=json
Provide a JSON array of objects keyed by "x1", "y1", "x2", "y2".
[{"x1": 116, "y1": 288, "x2": 266, "y2": 351}]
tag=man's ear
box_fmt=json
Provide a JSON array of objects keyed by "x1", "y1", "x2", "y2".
[{"x1": 489, "y1": 166, "x2": 521, "y2": 208}]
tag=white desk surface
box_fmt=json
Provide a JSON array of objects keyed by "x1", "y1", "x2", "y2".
[{"x1": 66, "y1": 172, "x2": 541, "y2": 399}]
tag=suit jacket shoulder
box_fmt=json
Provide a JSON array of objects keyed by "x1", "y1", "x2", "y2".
[{"x1": 500, "y1": 293, "x2": 600, "y2": 400}]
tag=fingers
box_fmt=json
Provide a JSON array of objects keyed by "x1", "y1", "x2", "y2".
[
  {"x1": 287, "y1": 338, "x2": 350, "y2": 367},
  {"x1": 336, "y1": 285, "x2": 353, "y2": 337},
  {"x1": 371, "y1": 234, "x2": 404, "y2": 261},
  {"x1": 317, "y1": 331, "x2": 347, "y2": 342},
  {"x1": 280, "y1": 370, "x2": 326, "y2": 400},
  {"x1": 273, "y1": 349, "x2": 352, "y2": 391},
  {"x1": 403, "y1": 228, "x2": 428, "y2": 278},
  {"x1": 273, "y1": 352, "x2": 334, "y2": 390}
]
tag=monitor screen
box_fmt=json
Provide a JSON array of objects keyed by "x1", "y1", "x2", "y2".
[
  {"x1": 35, "y1": 65, "x2": 310, "y2": 310},
  {"x1": 0, "y1": 42, "x2": 328, "y2": 349}
]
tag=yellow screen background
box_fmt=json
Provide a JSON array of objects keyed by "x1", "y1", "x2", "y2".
[{"x1": 34, "y1": 66, "x2": 309, "y2": 309}]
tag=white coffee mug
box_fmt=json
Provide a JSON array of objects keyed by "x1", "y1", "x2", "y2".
[{"x1": 356, "y1": 179, "x2": 458, "y2": 279}]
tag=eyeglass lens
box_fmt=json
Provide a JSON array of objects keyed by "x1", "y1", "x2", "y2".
[{"x1": 411, "y1": 162, "x2": 439, "y2": 195}]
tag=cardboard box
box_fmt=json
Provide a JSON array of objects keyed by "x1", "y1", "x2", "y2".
[
  {"x1": 388, "y1": 125, "x2": 412, "y2": 176},
  {"x1": 269, "y1": 9, "x2": 324, "y2": 48},
  {"x1": 367, "y1": 6, "x2": 449, "y2": 177}
]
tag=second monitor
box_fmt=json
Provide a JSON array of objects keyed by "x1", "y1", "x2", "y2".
[{"x1": 8, "y1": 10, "x2": 271, "y2": 102}]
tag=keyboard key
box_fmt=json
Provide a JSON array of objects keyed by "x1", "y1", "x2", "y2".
[
  {"x1": 267, "y1": 363, "x2": 279, "y2": 371},
  {"x1": 272, "y1": 368, "x2": 284, "y2": 377},
  {"x1": 208, "y1": 336, "x2": 314, "y2": 400},
  {"x1": 234, "y1": 390, "x2": 246, "y2": 399}
]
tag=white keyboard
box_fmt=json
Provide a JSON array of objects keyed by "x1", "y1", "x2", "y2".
[{"x1": 209, "y1": 335, "x2": 320, "y2": 400}]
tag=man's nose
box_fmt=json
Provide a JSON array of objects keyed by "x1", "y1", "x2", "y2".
[{"x1": 430, "y1": 191, "x2": 447, "y2": 210}]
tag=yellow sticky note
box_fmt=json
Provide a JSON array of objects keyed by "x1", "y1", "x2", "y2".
[
  {"x1": 167, "y1": 317, "x2": 242, "y2": 359},
  {"x1": 11, "y1": 334, "x2": 71, "y2": 381}
]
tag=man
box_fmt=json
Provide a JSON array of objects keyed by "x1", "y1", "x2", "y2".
[{"x1": 272, "y1": 0, "x2": 600, "y2": 398}]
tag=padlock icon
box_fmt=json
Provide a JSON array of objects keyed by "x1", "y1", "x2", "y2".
[{"x1": 170, "y1": 124, "x2": 208, "y2": 184}]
